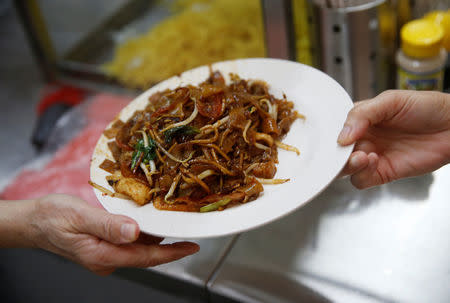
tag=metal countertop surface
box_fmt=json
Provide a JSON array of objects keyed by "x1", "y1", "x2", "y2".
[{"x1": 208, "y1": 166, "x2": 450, "y2": 303}]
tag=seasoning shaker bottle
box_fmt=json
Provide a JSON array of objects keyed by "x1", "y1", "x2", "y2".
[{"x1": 396, "y1": 19, "x2": 447, "y2": 91}]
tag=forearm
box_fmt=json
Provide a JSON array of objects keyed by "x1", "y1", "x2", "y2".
[{"x1": 0, "y1": 199, "x2": 38, "y2": 248}]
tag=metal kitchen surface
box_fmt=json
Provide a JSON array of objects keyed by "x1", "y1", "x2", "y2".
[
  {"x1": 116, "y1": 236, "x2": 237, "y2": 301},
  {"x1": 208, "y1": 166, "x2": 450, "y2": 303}
]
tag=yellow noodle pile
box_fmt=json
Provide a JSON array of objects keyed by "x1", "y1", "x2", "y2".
[{"x1": 104, "y1": 0, "x2": 266, "y2": 89}]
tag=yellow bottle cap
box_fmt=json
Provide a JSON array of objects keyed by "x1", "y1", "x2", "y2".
[
  {"x1": 424, "y1": 11, "x2": 450, "y2": 51},
  {"x1": 401, "y1": 19, "x2": 444, "y2": 58}
]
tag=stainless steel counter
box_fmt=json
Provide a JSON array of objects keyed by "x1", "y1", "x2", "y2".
[
  {"x1": 116, "y1": 236, "x2": 236, "y2": 301},
  {"x1": 208, "y1": 166, "x2": 450, "y2": 303}
]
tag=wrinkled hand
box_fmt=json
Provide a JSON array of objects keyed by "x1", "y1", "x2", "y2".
[
  {"x1": 338, "y1": 90, "x2": 450, "y2": 189},
  {"x1": 29, "y1": 194, "x2": 199, "y2": 275}
]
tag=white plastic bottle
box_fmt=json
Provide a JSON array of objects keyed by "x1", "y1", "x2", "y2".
[{"x1": 396, "y1": 19, "x2": 447, "y2": 91}]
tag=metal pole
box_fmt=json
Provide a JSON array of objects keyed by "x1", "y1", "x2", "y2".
[{"x1": 261, "y1": 0, "x2": 296, "y2": 61}]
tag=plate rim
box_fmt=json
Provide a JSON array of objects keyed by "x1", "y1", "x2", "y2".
[{"x1": 90, "y1": 57, "x2": 354, "y2": 239}]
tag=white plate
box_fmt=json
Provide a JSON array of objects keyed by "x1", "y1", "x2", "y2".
[{"x1": 90, "y1": 58, "x2": 354, "y2": 239}]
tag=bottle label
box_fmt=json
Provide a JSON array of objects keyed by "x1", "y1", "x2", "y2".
[{"x1": 397, "y1": 68, "x2": 444, "y2": 91}]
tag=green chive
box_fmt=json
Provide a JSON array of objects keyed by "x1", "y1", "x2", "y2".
[
  {"x1": 200, "y1": 198, "x2": 232, "y2": 213},
  {"x1": 130, "y1": 150, "x2": 142, "y2": 170}
]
